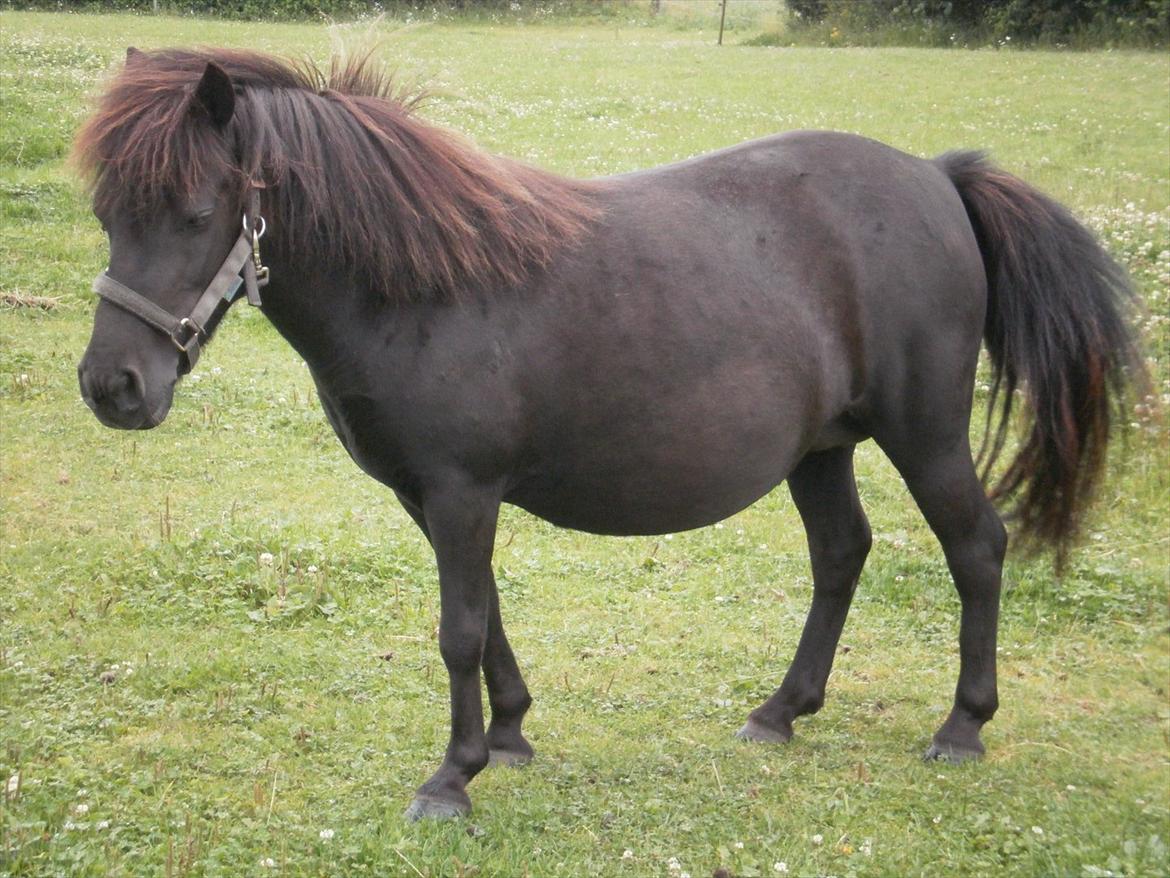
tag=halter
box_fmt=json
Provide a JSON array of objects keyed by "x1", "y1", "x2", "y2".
[{"x1": 91, "y1": 187, "x2": 269, "y2": 372}]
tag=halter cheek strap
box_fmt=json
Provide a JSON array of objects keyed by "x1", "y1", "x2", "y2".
[{"x1": 91, "y1": 188, "x2": 269, "y2": 372}]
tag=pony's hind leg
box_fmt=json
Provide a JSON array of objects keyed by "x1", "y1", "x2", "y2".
[
  {"x1": 878, "y1": 436, "x2": 1007, "y2": 761},
  {"x1": 739, "y1": 445, "x2": 872, "y2": 743}
]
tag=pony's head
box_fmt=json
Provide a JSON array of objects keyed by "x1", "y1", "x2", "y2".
[{"x1": 75, "y1": 49, "x2": 256, "y2": 429}]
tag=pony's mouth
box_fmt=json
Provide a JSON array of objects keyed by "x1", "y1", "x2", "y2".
[
  {"x1": 85, "y1": 398, "x2": 169, "y2": 430},
  {"x1": 138, "y1": 398, "x2": 171, "y2": 429}
]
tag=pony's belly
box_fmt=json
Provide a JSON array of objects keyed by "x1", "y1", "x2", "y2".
[
  {"x1": 508, "y1": 479, "x2": 772, "y2": 535},
  {"x1": 505, "y1": 447, "x2": 796, "y2": 536},
  {"x1": 504, "y1": 363, "x2": 824, "y2": 535}
]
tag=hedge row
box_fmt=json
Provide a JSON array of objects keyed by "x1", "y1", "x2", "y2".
[
  {"x1": 6, "y1": 0, "x2": 1167, "y2": 44},
  {"x1": 788, "y1": 0, "x2": 1169, "y2": 45},
  {"x1": 0, "y1": 0, "x2": 553, "y2": 19}
]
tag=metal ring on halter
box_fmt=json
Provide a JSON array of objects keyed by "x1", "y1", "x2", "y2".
[{"x1": 242, "y1": 214, "x2": 266, "y2": 239}]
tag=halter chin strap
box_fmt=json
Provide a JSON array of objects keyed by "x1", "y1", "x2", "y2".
[{"x1": 91, "y1": 187, "x2": 269, "y2": 373}]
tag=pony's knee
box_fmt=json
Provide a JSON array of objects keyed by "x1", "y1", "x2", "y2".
[
  {"x1": 439, "y1": 622, "x2": 486, "y2": 672},
  {"x1": 810, "y1": 517, "x2": 872, "y2": 589}
]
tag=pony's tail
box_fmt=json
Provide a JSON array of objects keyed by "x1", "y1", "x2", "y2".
[{"x1": 937, "y1": 151, "x2": 1146, "y2": 567}]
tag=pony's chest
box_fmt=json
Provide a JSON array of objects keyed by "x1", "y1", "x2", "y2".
[{"x1": 314, "y1": 381, "x2": 414, "y2": 491}]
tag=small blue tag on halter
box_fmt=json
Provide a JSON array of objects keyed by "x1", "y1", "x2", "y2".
[{"x1": 224, "y1": 276, "x2": 244, "y2": 303}]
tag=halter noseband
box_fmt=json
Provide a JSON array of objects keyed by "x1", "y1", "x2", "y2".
[{"x1": 91, "y1": 187, "x2": 269, "y2": 372}]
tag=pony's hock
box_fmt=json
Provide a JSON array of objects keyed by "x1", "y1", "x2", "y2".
[{"x1": 75, "y1": 48, "x2": 1144, "y2": 820}]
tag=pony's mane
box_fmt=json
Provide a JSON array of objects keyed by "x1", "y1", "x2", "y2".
[{"x1": 73, "y1": 48, "x2": 601, "y2": 301}]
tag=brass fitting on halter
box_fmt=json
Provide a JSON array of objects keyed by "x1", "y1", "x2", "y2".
[{"x1": 241, "y1": 185, "x2": 269, "y2": 306}]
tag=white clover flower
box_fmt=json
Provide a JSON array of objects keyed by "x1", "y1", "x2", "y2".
[
  {"x1": 734, "y1": 841, "x2": 744, "y2": 850},
  {"x1": 667, "y1": 856, "x2": 682, "y2": 872},
  {"x1": 319, "y1": 828, "x2": 334, "y2": 840},
  {"x1": 259, "y1": 552, "x2": 274, "y2": 566},
  {"x1": 774, "y1": 863, "x2": 789, "y2": 874},
  {"x1": 260, "y1": 857, "x2": 276, "y2": 868},
  {"x1": 621, "y1": 849, "x2": 633, "y2": 860},
  {"x1": 1031, "y1": 826, "x2": 1044, "y2": 836},
  {"x1": 811, "y1": 833, "x2": 823, "y2": 845},
  {"x1": 74, "y1": 803, "x2": 89, "y2": 815}
]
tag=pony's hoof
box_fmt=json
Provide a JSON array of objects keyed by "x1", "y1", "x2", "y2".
[
  {"x1": 404, "y1": 793, "x2": 470, "y2": 822},
  {"x1": 923, "y1": 741, "x2": 984, "y2": 764},
  {"x1": 488, "y1": 747, "x2": 533, "y2": 767},
  {"x1": 735, "y1": 718, "x2": 792, "y2": 744}
]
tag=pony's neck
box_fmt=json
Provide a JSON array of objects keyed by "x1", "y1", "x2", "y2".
[{"x1": 239, "y1": 86, "x2": 602, "y2": 303}]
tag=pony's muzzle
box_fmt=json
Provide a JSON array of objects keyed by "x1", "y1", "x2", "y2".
[{"x1": 78, "y1": 361, "x2": 165, "y2": 430}]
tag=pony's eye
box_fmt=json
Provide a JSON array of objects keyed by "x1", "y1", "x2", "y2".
[{"x1": 184, "y1": 208, "x2": 215, "y2": 230}]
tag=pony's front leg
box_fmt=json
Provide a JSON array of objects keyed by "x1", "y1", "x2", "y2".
[
  {"x1": 393, "y1": 490, "x2": 534, "y2": 768},
  {"x1": 484, "y1": 582, "x2": 535, "y2": 766},
  {"x1": 405, "y1": 483, "x2": 500, "y2": 821}
]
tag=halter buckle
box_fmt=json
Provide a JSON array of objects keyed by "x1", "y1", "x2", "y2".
[{"x1": 171, "y1": 316, "x2": 203, "y2": 353}]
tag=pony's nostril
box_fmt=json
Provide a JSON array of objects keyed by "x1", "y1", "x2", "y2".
[
  {"x1": 80, "y1": 367, "x2": 144, "y2": 415},
  {"x1": 110, "y1": 370, "x2": 132, "y2": 394},
  {"x1": 110, "y1": 368, "x2": 144, "y2": 414}
]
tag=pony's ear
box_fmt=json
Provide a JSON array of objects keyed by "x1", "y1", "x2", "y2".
[
  {"x1": 193, "y1": 61, "x2": 235, "y2": 129},
  {"x1": 125, "y1": 46, "x2": 144, "y2": 66}
]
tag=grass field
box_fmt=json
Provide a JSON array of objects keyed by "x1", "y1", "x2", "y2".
[{"x1": 1, "y1": 10, "x2": 1168, "y2": 878}]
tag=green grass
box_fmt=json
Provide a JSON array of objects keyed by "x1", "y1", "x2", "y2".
[{"x1": 1, "y1": 11, "x2": 1168, "y2": 878}]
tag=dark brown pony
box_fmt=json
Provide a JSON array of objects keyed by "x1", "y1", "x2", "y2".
[{"x1": 75, "y1": 48, "x2": 1143, "y2": 820}]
